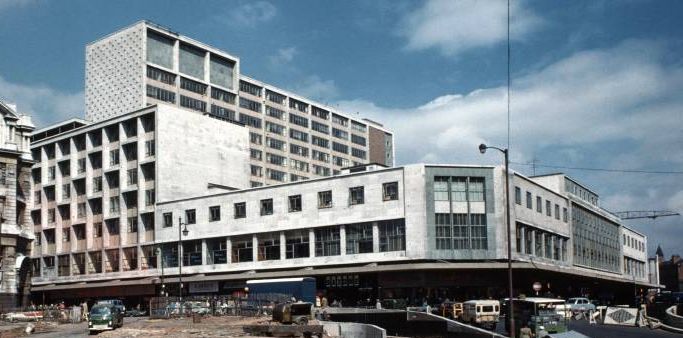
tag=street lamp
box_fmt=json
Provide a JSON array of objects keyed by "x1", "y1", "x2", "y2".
[
  {"x1": 479, "y1": 143, "x2": 515, "y2": 338},
  {"x1": 178, "y1": 217, "x2": 189, "y2": 303}
]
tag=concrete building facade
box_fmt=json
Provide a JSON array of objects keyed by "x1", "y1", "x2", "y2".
[
  {"x1": 0, "y1": 101, "x2": 35, "y2": 308},
  {"x1": 29, "y1": 161, "x2": 653, "y2": 305},
  {"x1": 85, "y1": 21, "x2": 394, "y2": 187}
]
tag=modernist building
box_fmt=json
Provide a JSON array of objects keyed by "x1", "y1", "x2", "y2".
[
  {"x1": 85, "y1": 21, "x2": 394, "y2": 187},
  {"x1": 29, "y1": 157, "x2": 654, "y2": 305},
  {"x1": 0, "y1": 101, "x2": 35, "y2": 308}
]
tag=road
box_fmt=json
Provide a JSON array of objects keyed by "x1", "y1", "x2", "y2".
[
  {"x1": 30, "y1": 317, "x2": 146, "y2": 338},
  {"x1": 568, "y1": 320, "x2": 682, "y2": 338}
]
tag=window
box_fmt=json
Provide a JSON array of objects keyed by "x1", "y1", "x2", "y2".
[
  {"x1": 266, "y1": 121, "x2": 286, "y2": 135},
  {"x1": 239, "y1": 80, "x2": 262, "y2": 97},
  {"x1": 311, "y1": 121, "x2": 329, "y2": 134},
  {"x1": 185, "y1": 209, "x2": 196, "y2": 224},
  {"x1": 285, "y1": 230, "x2": 310, "y2": 259},
  {"x1": 546, "y1": 200, "x2": 551, "y2": 216},
  {"x1": 434, "y1": 177, "x2": 449, "y2": 201},
  {"x1": 62, "y1": 184, "x2": 71, "y2": 199},
  {"x1": 260, "y1": 199, "x2": 273, "y2": 216},
  {"x1": 468, "y1": 178, "x2": 485, "y2": 202},
  {"x1": 289, "y1": 98, "x2": 308, "y2": 113},
  {"x1": 77, "y1": 202, "x2": 86, "y2": 218},
  {"x1": 526, "y1": 192, "x2": 532, "y2": 209},
  {"x1": 349, "y1": 186, "x2": 364, "y2": 205},
  {"x1": 351, "y1": 134, "x2": 366, "y2": 146},
  {"x1": 332, "y1": 142, "x2": 348, "y2": 154},
  {"x1": 312, "y1": 106, "x2": 329, "y2": 120},
  {"x1": 315, "y1": 227, "x2": 341, "y2": 257},
  {"x1": 288, "y1": 195, "x2": 302, "y2": 212},
  {"x1": 234, "y1": 202, "x2": 246, "y2": 219},
  {"x1": 77, "y1": 158, "x2": 86, "y2": 174},
  {"x1": 514, "y1": 186, "x2": 521, "y2": 204},
  {"x1": 232, "y1": 237, "x2": 253, "y2": 263},
  {"x1": 318, "y1": 191, "x2": 332, "y2": 208},
  {"x1": 332, "y1": 156, "x2": 349, "y2": 167},
  {"x1": 163, "y1": 212, "x2": 173, "y2": 228},
  {"x1": 127, "y1": 169, "x2": 137, "y2": 185},
  {"x1": 180, "y1": 77, "x2": 207, "y2": 95},
  {"x1": 311, "y1": 136, "x2": 329, "y2": 148},
  {"x1": 146, "y1": 85, "x2": 176, "y2": 103},
  {"x1": 470, "y1": 214, "x2": 488, "y2": 250},
  {"x1": 34, "y1": 191, "x2": 41, "y2": 204},
  {"x1": 266, "y1": 153, "x2": 287, "y2": 166},
  {"x1": 351, "y1": 148, "x2": 367, "y2": 160},
  {"x1": 555, "y1": 204, "x2": 560, "y2": 220},
  {"x1": 210, "y1": 105, "x2": 237, "y2": 121},
  {"x1": 267, "y1": 168, "x2": 287, "y2": 181},
  {"x1": 290, "y1": 128, "x2": 309, "y2": 142},
  {"x1": 265, "y1": 106, "x2": 285, "y2": 120},
  {"x1": 109, "y1": 149, "x2": 119, "y2": 166},
  {"x1": 209, "y1": 206, "x2": 221, "y2": 222},
  {"x1": 93, "y1": 222, "x2": 103, "y2": 238},
  {"x1": 145, "y1": 140, "x2": 155, "y2": 157},
  {"x1": 257, "y1": 235, "x2": 280, "y2": 261},
  {"x1": 266, "y1": 138, "x2": 286, "y2": 151},
  {"x1": 48, "y1": 166, "x2": 56, "y2": 181},
  {"x1": 179, "y1": 43, "x2": 205, "y2": 79},
  {"x1": 351, "y1": 121, "x2": 367, "y2": 133},
  {"x1": 536, "y1": 196, "x2": 542, "y2": 213},
  {"x1": 346, "y1": 223, "x2": 373, "y2": 254},
  {"x1": 251, "y1": 165, "x2": 263, "y2": 177},
  {"x1": 332, "y1": 128, "x2": 348, "y2": 140},
  {"x1": 180, "y1": 95, "x2": 206, "y2": 112},
  {"x1": 239, "y1": 97, "x2": 262, "y2": 113},
  {"x1": 145, "y1": 189, "x2": 155, "y2": 206},
  {"x1": 93, "y1": 176, "x2": 102, "y2": 193},
  {"x1": 109, "y1": 197, "x2": 120, "y2": 213},
  {"x1": 383, "y1": 182, "x2": 399, "y2": 201},
  {"x1": 332, "y1": 114, "x2": 348, "y2": 126},
  {"x1": 147, "y1": 66, "x2": 176, "y2": 85},
  {"x1": 211, "y1": 87, "x2": 236, "y2": 104},
  {"x1": 250, "y1": 149, "x2": 262, "y2": 160},
  {"x1": 266, "y1": 90, "x2": 286, "y2": 104},
  {"x1": 127, "y1": 217, "x2": 138, "y2": 233},
  {"x1": 379, "y1": 219, "x2": 405, "y2": 252},
  {"x1": 312, "y1": 150, "x2": 330, "y2": 162},
  {"x1": 62, "y1": 228, "x2": 70, "y2": 242},
  {"x1": 289, "y1": 113, "x2": 308, "y2": 127},
  {"x1": 290, "y1": 144, "x2": 309, "y2": 157},
  {"x1": 239, "y1": 113, "x2": 262, "y2": 128}
]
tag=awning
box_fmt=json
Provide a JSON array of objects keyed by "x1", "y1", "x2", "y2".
[{"x1": 31, "y1": 277, "x2": 157, "y2": 292}]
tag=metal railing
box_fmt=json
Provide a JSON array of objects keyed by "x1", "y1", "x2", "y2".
[{"x1": 149, "y1": 293, "x2": 291, "y2": 319}]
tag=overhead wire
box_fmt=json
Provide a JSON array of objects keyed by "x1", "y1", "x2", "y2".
[{"x1": 510, "y1": 161, "x2": 683, "y2": 175}]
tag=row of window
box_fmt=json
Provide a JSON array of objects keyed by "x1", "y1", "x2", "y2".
[
  {"x1": 515, "y1": 222, "x2": 569, "y2": 262},
  {"x1": 434, "y1": 213, "x2": 488, "y2": 250},
  {"x1": 624, "y1": 257, "x2": 646, "y2": 278},
  {"x1": 250, "y1": 133, "x2": 366, "y2": 162},
  {"x1": 434, "y1": 176, "x2": 485, "y2": 202},
  {"x1": 623, "y1": 233, "x2": 646, "y2": 252},
  {"x1": 162, "y1": 182, "x2": 399, "y2": 227},
  {"x1": 514, "y1": 186, "x2": 568, "y2": 222}
]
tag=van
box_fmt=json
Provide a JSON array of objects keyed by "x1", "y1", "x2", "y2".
[{"x1": 461, "y1": 300, "x2": 500, "y2": 329}]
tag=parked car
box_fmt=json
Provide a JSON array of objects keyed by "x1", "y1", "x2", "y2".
[
  {"x1": 566, "y1": 297, "x2": 596, "y2": 314},
  {"x1": 88, "y1": 304, "x2": 123, "y2": 333},
  {"x1": 436, "y1": 301, "x2": 463, "y2": 319},
  {"x1": 272, "y1": 302, "x2": 314, "y2": 325}
]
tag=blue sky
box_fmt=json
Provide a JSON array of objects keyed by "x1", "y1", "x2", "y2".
[{"x1": 1, "y1": 0, "x2": 682, "y2": 257}]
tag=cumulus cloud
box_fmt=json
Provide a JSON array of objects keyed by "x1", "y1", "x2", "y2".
[
  {"x1": 223, "y1": 1, "x2": 277, "y2": 27},
  {"x1": 0, "y1": 75, "x2": 83, "y2": 127},
  {"x1": 292, "y1": 75, "x2": 339, "y2": 103},
  {"x1": 399, "y1": 0, "x2": 542, "y2": 56},
  {"x1": 337, "y1": 39, "x2": 683, "y2": 254}
]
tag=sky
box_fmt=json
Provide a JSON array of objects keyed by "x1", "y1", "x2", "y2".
[{"x1": 0, "y1": 0, "x2": 681, "y2": 257}]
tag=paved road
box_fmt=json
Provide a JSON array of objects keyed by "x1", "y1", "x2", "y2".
[
  {"x1": 569, "y1": 320, "x2": 682, "y2": 338},
  {"x1": 30, "y1": 317, "x2": 146, "y2": 338}
]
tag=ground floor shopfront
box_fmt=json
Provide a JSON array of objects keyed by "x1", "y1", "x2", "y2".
[{"x1": 29, "y1": 261, "x2": 654, "y2": 310}]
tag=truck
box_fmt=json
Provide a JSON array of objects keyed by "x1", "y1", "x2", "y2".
[{"x1": 246, "y1": 277, "x2": 316, "y2": 303}]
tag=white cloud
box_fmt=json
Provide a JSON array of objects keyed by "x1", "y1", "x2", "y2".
[
  {"x1": 0, "y1": 76, "x2": 83, "y2": 127},
  {"x1": 292, "y1": 75, "x2": 339, "y2": 102},
  {"x1": 225, "y1": 1, "x2": 277, "y2": 27},
  {"x1": 338, "y1": 39, "x2": 683, "y2": 255},
  {"x1": 269, "y1": 46, "x2": 297, "y2": 66},
  {"x1": 399, "y1": 0, "x2": 542, "y2": 56}
]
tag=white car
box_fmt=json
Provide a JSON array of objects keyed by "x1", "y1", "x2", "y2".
[{"x1": 566, "y1": 298, "x2": 595, "y2": 314}]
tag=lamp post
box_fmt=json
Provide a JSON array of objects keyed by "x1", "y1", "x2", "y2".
[
  {"x1": 479, "y1": 143, "x2": 514, "y2": 338},
  {"x1": 157, "y1": 247, "x2": 166, "y2": 297},
  {"x1": 178, "y1": 217, "x2": 189, "y2": 303}
]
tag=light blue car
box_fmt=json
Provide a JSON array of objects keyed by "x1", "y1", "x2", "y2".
[{"x1": 566, "y1": 298, "x2": 596, "y2": 314}]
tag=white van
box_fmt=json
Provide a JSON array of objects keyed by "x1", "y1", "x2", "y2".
[{"x1": 461, "y1": 300, "x2": 500, "y2": 328}]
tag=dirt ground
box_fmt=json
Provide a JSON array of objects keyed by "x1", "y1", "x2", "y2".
[{"x1": 96, "y1": 316, "x2": 272, "y2": 338}]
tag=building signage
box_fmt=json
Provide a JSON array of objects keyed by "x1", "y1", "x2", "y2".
[{"x1": 189, "y1": 281, "x2": 218, "y2": 294}]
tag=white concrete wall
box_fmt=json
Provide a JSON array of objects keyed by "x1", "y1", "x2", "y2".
[
  {"x1": 512, "y1": 174, "x2": 570, "y2": 237},
  {"x1": 155, "y1": 103, "x2": 250, "y2": 202}
]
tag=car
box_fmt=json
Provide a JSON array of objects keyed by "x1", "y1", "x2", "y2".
[
  {"x1": 566, "y1": 297, "x2": 596, "y2": 314},
  {"x1": 124, "y1": 309, "x2": 147, "y2": 317},
  {"x1": 461, "y1": 300, "x2": 500, "y2": 329},
  {"x1": 88, "y1": 304, "x2": 123, "y2": 334},
  {"x1": 436, "y1": 301, "x2": 463, "y2": 319},
  {"x1": 97, "y1": 299, "x2": 126, "y2": 313}
]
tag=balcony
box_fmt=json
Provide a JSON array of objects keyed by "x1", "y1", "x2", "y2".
[
  {"x1": 92, "y1": 237, "x2": 103, "y2": 250},
  {"x1": 75, "y1": 239, "x2": 86, "y2": 251},
  {"x1": 59, "y1": 241, "x2": 71, "y2": 253},
  {"x1": 143, "y1": 230, "x2": 154, "y2": 243},
  {"x1": 43, "y1": 267, "x2": 57, "y2": 279},
  {"x1": 108, "y1": 235, "x2": 120, "y2": 247},
  {"x1": 46, "y1": 243, "x2": 56, "y2": 255}
]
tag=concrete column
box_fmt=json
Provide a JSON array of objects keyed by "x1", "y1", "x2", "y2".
[
  {"x1": 252, "y1": 235, "x2": 259, "y2": 262},
  {"x1": 226, "y1": 237, "x2": 232, "y2": 264},
  {"x1": 339, "y1": 225, "x2": 346, "y2": 256},
  {"x1": 201, "y1": 239, "x2": 208, "y2": 265},
  {"x1": 530, "y1": 230, "x2": 536, "y2": 257},
  {"x1": 308, "y1": 229, "x2": 315, "y2": 258},
  {"x1": 279, "y1": 232, "x2": 286, "y2": 260},
  {"x1": 519, "y1": 226, "x2": 525, "y2": 254},
  {"x1": 119, "y1": 247, "x2": 124, "y2": 272},
  {"x1": 372, "y1": 222, "x2": 380, "y2": 253}
]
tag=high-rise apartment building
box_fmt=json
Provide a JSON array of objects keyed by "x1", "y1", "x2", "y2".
[{"x1": 85, "y1": 21, "x2": 394, "y2": 187}]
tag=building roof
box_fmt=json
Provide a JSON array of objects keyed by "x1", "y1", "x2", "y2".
[{"x1": 656, "y1": 245, "x2": 664, "y2": 257}]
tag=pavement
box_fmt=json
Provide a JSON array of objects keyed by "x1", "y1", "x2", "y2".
[{"x1": 568, "y1": 320, "x2": 683, "y2": 338}]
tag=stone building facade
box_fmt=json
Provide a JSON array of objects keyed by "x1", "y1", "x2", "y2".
[{"x1": 0, "y1": 101, "x2": 35, "y2": 308}]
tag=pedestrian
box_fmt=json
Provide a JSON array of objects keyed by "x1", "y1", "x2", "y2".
[
  {"x1": 519, "y1": 323, "x2": 533, "y2": 338},
  {"x1": 321, "y1": 296, "x2": 328, "y2": 308}
]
